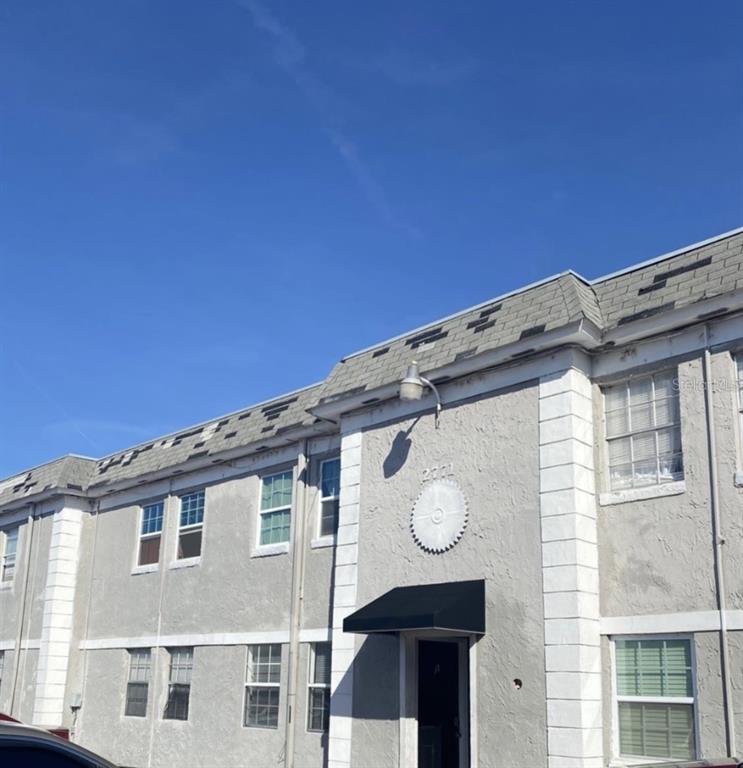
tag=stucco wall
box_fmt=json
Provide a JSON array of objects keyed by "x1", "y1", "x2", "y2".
[
  {"x1": 78, "y1": 642, "x2": 326, "y2": 768},
  {"x1": 595, "y1": 357, "x2": 719, "y2": 616},
  {"x1": 350, "y1": 380, "x2": 547, "y2": 768}
]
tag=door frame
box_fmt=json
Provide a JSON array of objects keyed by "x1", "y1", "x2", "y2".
[{"x1": 398, "y1": 631, "x2": 477, "y2": 768}]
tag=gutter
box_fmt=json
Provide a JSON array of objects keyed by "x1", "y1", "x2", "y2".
[
  {"x1": 702, "y1": 325, "x2": 736, "y2": 757},
  {"x1": 284, "y1": 440, "x2": 311, "y2": 767}
]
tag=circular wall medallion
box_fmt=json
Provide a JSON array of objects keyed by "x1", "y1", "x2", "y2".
[{"x1": 410, "y1": 479, "x2": 468, "y2": 553}]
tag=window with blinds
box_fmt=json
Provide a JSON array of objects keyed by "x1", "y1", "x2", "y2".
[
  {"x1": 1, "y1": 527, "x2": 18, "y2": 583},
  {"x1": 138, "y1": 502, "x2": 164, "y2": 567},
  {"x1": 615, "y1": 638, "x2": 695, "y2": 761},
  {"x1": 307, "y1": 642, "x2": 331, "y2": 732},
  {"x1": 177, "y1": 492, "x2": 204, "y2": 560},
  {"x1": 603, "y1": 371, "x2": 683, "y2": 491},
  {"x1": 125, "y1": 649, "x2": 151, "y2": 717},
  {"x1": 259, "y1": 472, "x2": 293, "y2": 546},
  {"x1": 319, "y1": 459, "x2": 340, "y2": 538}
]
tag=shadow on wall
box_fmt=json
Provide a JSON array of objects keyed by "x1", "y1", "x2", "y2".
[
  {"x1": 383, "y1": 419, "x2": 420, "y2": 479},
  {"x1": 331, "y1": 634, "x2": 399, "y2": 722}
]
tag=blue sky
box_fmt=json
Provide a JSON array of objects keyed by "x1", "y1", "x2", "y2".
[{"x1": 1, "y1": 0, "x2": 741, "y2": 476}]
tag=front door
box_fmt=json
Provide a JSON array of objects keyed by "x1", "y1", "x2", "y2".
[{"x1": 417, "y1": 640, "x2": 461, "y2": 768}]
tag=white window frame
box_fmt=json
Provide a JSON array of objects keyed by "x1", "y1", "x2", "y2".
[
  {"x1": 601, "y1": 370, "x2": 684, "y2": 494},
  {"x1": 255, "y1": 470, "x2": 293, "y2": 555},
  {"x1": 306, "y1": 642, "x2": 331, "y2": 733},
  {"x1": 134, "y1": 501, "x2": 165, "y2": 573},
  {"x1": 610, "y1": 634, "x2": 699, "y2": 766},
  {"x1": 243, "y1": 644, "x2": 282, "y2": 729},
  {"x1": 316, "y1": 457, "x2": 340, "y2": 542},
  {"x1": 164, "y1": 647, "x2": 193, "y2": 721},
  {"x1": 735, "y1": 355, "x2": 743, "y2": 457},
  {"x1": 1, "y1": 526, "x2": 19, "y2": 585},
  {"x1": 173, "y1": 490, "x2": 205, "y2": 565},
  {"x1": 124, "y1": 648, "x2": 151, "y2": 718}
]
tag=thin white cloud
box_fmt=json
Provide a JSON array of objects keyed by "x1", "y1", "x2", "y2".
[{"x1": 238, "y1": 0, "x2": 419, "y2": 237}]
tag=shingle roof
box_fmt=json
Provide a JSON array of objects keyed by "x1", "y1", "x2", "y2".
[
  {"x1": 2, "y1": 228, "x2": 741, "y2": 504},
  {"x1": 592, "y1": 229, "x2": 743, "y2": 329},
  {"x1": 317, "y1": 272, "x2": 600, "y2": 404},
  {"x1": 88, "y1": 383, "x2": 324, "y2": 488},
  {"x1": 0, "y1": 455, "x2": 96, "y2": 509}
]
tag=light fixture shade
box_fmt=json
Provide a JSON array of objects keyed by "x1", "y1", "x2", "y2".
[{"x1": 400, "y1": 362, "x2": 424, "y2": 401}]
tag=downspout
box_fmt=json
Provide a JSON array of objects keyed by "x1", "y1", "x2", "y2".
[
  {"x1": 701, "y1": 325, "x2": 736, "y2": 757},
  {"x1": 10, "y1": 503, "x2": 36, "y2": 717},
  {"x1": 76, "y1": 499, "x2": 101, "y2": 742},
  {"x1": 284, "y1": 440, "x2": 311, "y2": 768}
]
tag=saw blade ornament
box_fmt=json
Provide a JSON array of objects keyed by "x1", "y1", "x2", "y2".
[{"x1": 410, "y1": 478, "x2": 468, "y2": 553}]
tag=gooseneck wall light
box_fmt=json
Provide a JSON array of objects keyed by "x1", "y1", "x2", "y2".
[{"x1": 399, "y1": 360, "x2": 442, "y2": 427}]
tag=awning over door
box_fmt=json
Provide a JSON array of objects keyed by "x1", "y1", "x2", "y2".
[{"x1": 343, "y1": 579, "x2": 485, "y2": 635}]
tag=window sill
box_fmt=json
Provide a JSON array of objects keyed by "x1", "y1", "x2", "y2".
[
  {"x1": 599, "y1": 480, "x2": 686, "y2": 507},
  {"x1": 131, "y1": 563, "x2": 159, "y2": 576},
  {"x1": 168, "y1": 557, "x2": 201, "y2": 570},
  {"x1": 310, "y1": 535, "x2": 336, "y2": 550},
  {"x1": 251, "y1": 542, "x2": 289, "y2": 558},
  {"x1": 0, "y1": 581, "x2": 13, "y2": 592},
  {"x1": 609, "y1": 758, "x2": 683, "y2": 767}
]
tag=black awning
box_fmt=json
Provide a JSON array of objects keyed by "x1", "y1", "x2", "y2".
[{"x1": 343, "y1": 579, "x2": 485, "y2": 635}]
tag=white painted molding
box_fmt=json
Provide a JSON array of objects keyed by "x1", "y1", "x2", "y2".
[
  {"x1": 600, "y1": 610, "x2": 743, "y2": 635},
  {"x1": 328, "y1": 428, "x2": 362, "y2": 768},
  {"x1": 598, "y1": 481, "x2": 686, "y2": 507},
  {"x1": 250, "y1": 542, "x2": 290, "y2": 558},
  {"x1": 310, "y1": 535, "x2": 336, "y2": 549},
  {"x1": 79, "y1": 627, "x2": 331, "y2": 651},
  {"x1": 33, "y1": 505, "x2": 85, "y2": 728},
  {"x1": 0, "y1": 639, "x2": 41, "y2": 651},
  {"x1": 539, "y1": 361, "x2": 604, "y2": 768}
]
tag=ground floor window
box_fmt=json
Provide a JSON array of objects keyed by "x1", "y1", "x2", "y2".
[
  {"x1": 307, "y1": 642, "x2": 331, "y2": 732},
  {"x1": 164, "y1": 647, "x2": 193, "y2": 720},
  {"x1": 615, "y1": 637, "x2": 695, "y2": 761},
  {"x1": 244, "y1": 644, "x2": 281, "y2": 728},
  {"x1": 125, "y1": 649, "x2": 151, "y2": 717}
]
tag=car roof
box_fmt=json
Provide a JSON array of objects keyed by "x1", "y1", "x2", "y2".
[{"x1": 0, "y1": 722, "x2": 117, "y2": 766}]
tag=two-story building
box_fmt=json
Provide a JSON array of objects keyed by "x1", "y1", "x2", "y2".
[{"x1": 1, "y1": 227, "x2": 743, "y2": 767}]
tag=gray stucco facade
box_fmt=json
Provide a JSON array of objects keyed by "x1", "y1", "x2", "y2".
[{"x1": 2, "y1": 228, "x2": 743, "y2": 767}]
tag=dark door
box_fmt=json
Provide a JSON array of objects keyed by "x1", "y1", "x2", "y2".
[{"x1": 418, "y1": 641, "x2": 460, "y2": 768}]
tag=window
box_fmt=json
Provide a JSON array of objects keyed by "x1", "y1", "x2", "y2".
[
  {"x1": 603, "y1": 371, "x2": 683, "y2": 491},
  {"x1": 615, "y1": 638, "x2": 695, "y2": 761},
  {"x1": 319, "y1": 459, "x2": 340, "y2": 538},
  {"x1": 259, "y1": 472, "x2": 293, "y2": 546},
  {"x1": 244, "y1": 644, "x2": 281, "y2": 728},
  {"x1": 138, "y1": 502, "x2": 164, "y2": 567},
  {"x1": 125, "y1": 649, "x2": 151, "y2": 717},
  {"x1": 0, "y1": 650, "x2": 4, "y2": 689},
  {"x1": 164, "y1": 648, "x2": 192, "y2": 720},
  {"x1": 1, "y1": 527, "x2": 18, "y2": 583},
  {"x1": 177, "y1": 491, "x2": 204, "y2": 559},
  {"x1": 736, "y1": 356, "x2": 743, "y2": 444},
  {"x1": 307, "y1": 642, "x2": 331, "y2": 732}
]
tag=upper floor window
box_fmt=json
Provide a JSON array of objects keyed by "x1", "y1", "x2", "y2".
[
  {"x1": 125, "y1": 649, "x2": 151, "y2": 717},
  {"x1": 259, "y1": 471, "x2": 293, "y2": 546},
  {"x1": 307, "y1": 642, "x2": 331, "y2": 732},
  {"x1": 244, "y1": 643, "x2": 282, "y2": 728},
  {"x1": 1, "y1": 527, "x2": 18, "y2": 583},
  {"x1": 138, "y1": 502, "x2": 164, "y2": 567},
  {"x1": 319, "y1": 458, "x2": 340, "y2": 538},
  {"x1": 178, "y1": 491, "x2": 204, "y2": 559},
  {"x1": 603, "y1": 371, "x2": 683, "y2": 491},
  {"x1": 736, "y1": 356, "x2": 743, "y2": 440},
  {"x1": 164, "y1": 647, "x2": 192, "y2": 720},
  {"x1": 615, "y1": 637, "x2": 695, "y2": 762}
]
